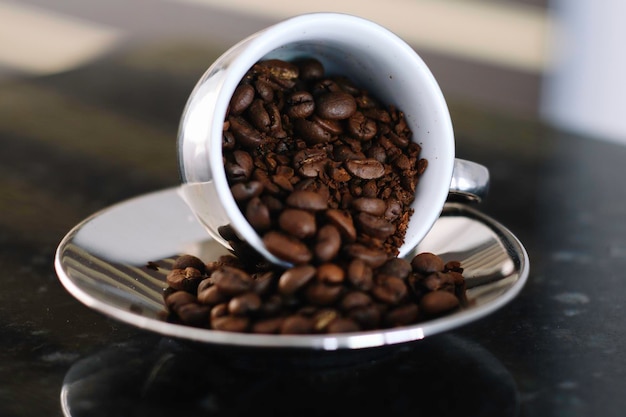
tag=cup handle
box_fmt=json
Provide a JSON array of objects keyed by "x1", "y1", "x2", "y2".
[{"x1": 448, "y1": 158, "x2": 490, "y2": 203}]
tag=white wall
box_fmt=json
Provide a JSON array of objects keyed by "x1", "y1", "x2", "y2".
[{"x1": 541, "y1": 0, "x2": 626, "y2": 144}]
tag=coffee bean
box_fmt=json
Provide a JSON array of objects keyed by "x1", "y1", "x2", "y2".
[
  {"x1": 263, "y1": 231, "x2": 313, "y2": 264},
  {"x1": 295, "y1": 58, "x2": 324, "y2": 80},
  {"x1": 411, "y1": 252, "x2": 445, "y2": 274},
  {"x1": 352, "y1": 197, "x2": 387, "y2": 216},
  {"x1": 304, "y1": 282, "x2": 343, "y2": 306},
  {"x1": 344, "y1": 159, "x2": 385, "y2": 179},
  {"x1": 197, "y1": 285, "x2": 227, "y2": 306},
  {"x1": 252, "y1": 317, "x2": 285, "y2": 334},
  {"x1": 228, "y1": 115, "x2": 265, "y2": 148},
  {"x1": 371, "y1": 276, "x2": 408, "y2": 305},
  {"x1": 245, "y1": 197, "x2": 271, "y2": 232},
  {"x1": 212, "y1": 266, "x2": 254, "y2": 295},
  {"x1": 166, "y1": 267, "x2": 203, "y2": 292},
  {"x1": 230, "y1": 181, "x2": 264, "y2": 202},
  {"x1": 286, "y1": 91, "x2": 315, "y2": 118},
  {"x1": 340, "y1": 290, "x2": 373, "y2": 310},
  {"x1": 315, "y1": 91, "x2": 357, "y2": 120},
  {"x1": 212, "y1": 315, "x2": 250, "y2": 332},
  {"x1": 293, "y1": 118, "x2": 334, "y2": 144},
  {"x1": 347, "y1": 258, "x2": 374, "y2": 291},
  {"x1": 278, "y1": 264, "x2": 316, "y2": 295},
  {"x1": 229, "y1": 83, "x2": 255, "y2": 115},
  {"x1": 307, "y1": 229, "x2": 338, "y2": 265},
  {"x1": 172, "y1": 254, "x2": 206, "y2": 273},
  {"x1": 344, "y1": 244, "x2": 389, "y2": 268},
  {"x1": 316, "y1": 263, "x2": 345, "y2": 285},
  {"x1": 385, "y1": 304, "x2": 419, "y2": 326},
  {"x1": 356, "y1": 212, "x2": 396, "y2": 240},
  {"x1": 228, "y1": 292, "x2": 262, "y2": 316},
  {"x1": 280, "y1": 315, "x2": 314, "y2": 334},
  {"x1": 325, "y1": 209, "x2": 357, "y2": 242},
  {"x1": 419, "y1": 290, "x2": 460, "y2": 316},
  {"x1": 347, "y1": 111, "x2": 377, "y2": 140},
  {"x1": 279, "y1": 208, "x2": 316, "y2": 239},
  {"x1": 177, "y1": 303, "x2": 210, "y2": 327},
  {"x1": 286, "y1": 190, "x2": 328, "y2": 210},
  {"x1": 164, "y1": 291, "x2": 196, "y2": 311},
  {"x1": 378, "y1": 258, "x2": 412, "y2": 280},
  {"x1": 327, "y1": 317, "x2": 361, "y2": 333}
]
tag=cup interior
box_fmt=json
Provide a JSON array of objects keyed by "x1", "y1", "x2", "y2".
[{"x1": 180, "y1": 13, "x2": 455, "y2": 263}]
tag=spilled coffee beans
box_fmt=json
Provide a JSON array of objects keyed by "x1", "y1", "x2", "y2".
[
  {"x1": 163, "y1": 251, "x2": 468, "y2": 334},
  {"x1": 161, "y1": 57, "x2": 466, "y2": 334}
]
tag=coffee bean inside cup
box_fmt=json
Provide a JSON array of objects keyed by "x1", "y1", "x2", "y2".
[
  {"x1": 161, "y1": 57, "x2": 467, "y2": 335},
  {"x1": 222, "y1": 57, "x2": 426, "y2": 265}
]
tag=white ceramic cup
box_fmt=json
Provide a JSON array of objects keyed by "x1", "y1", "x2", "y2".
[{"x1": 178, "y1": 12, "x2": 489, "y2": 267}]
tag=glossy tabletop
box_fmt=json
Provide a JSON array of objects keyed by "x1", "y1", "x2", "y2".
[{"x1": 2, "y1": 40, "x2": 626, "y2": 417}]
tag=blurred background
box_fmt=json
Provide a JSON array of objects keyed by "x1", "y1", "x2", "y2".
[{"x1": 1, "y1": 0, "x2": 625, "y2": 144}]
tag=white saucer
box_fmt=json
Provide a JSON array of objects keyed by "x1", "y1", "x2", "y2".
[{"x1": 54, "y1": 187, "x2": 529, "y2": 350}]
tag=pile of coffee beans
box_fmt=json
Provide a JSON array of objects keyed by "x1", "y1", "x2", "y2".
[
  {"x1": 162, "y1": 251, "x2": 467, "y2": 334},
  {"x1": 222, "y1": 58, "x2": 427, "y2": 263},
  {"x1": 161, "y1": 57, "x2": 468, "y2": 334}
]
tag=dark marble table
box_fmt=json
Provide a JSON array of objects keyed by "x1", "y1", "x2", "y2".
[{"x1": 2, "y1": 41, "x2": 625, "y2": 417}]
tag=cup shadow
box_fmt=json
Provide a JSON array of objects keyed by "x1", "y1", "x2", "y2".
[{"x1": 61, "y1": 333, "x2": 519, "y2": 417}]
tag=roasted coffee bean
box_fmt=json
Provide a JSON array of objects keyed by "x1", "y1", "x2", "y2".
[
  {"x1": 176, "y1": 303, "x2": 210, "y2": 327},
  {"x1": 316, "y1": 263, "x2": 345, "y2": 285},
  {"x1": 419, "y1": 290, "x2": 460, "y2": 316},
  {"x1": 230, "y1": 84, "x2": 255, "y2": 115},
  {"x1": 347, "y1": 111, "x2": 377, "y2": 140},
  {"x1": 344, "y1": 244, "x2": 389, "y2": 268},
  {"x1": 385, "y1": 303, "x2": 419, "y2": 326},
  {"x1": 165, "y1": 291, "x2": 196, "y2": 311},
  {"x1": 279, "y1": 208, "x2": 316, "y2": 239},
  {"x1": 228, "y1": 115, "x2": 265, "y2": 148},
  {"x1": 315, "y1": 91, "x2": 357, "y2": 120},
  {"x1": 263, "y1": 231, "x2": 313, "y2": 264},
  {"x1": 280, "y1": 315, "x2": 314, "y2": 334},
  {"x1": 378, "y1": 258, "x2": 412, "y2": 280},
  {"x1": 228, "y1": 292, "x2": 262, "y2": 316},
  {"x1": 212, "y1": 315, "x2": 250, "y2": 332},
  {"x1": 245, "y1": 197, "x2": 271, "y2": 232},
  {"x1": 344, "y1": 159, "x2": 385, "y2": 179},
  {"x1": 278, "y1": 264, "x2": 316, "y2": 295},
  {"x1": 172, "y1": 254, "x2": 206, "y2": 273},
  {"x1": 325, "y1": 209, "x2": 357, "y2": 242},
  {"x1": 212, "y1": 266, "x2": 254, "y2": 295},
  {"x1": 293, "y1": 148, "x2": 328, "y2": 178},
  {"x1": 352, "y1": 197, "x2": 387, "y2": 216},
  {"x1": 295, "y1": 58, "x2": 324, "y2": 80},
  {"x1": 340, "y1": 290, "x2": 373, "y2": 310},
  {"x1": 197, "y1": 285, "x2": 227, "y2": 306},
  {"x1": 293, "y1": 118, "x2": 334, "y2": 144},
  {"x1": 230, "y1": 181, "x2": 264, "y2": 202},
  {"x1": 286, "y1": 190, "x2": 328, "y2": 210},
  {"x1": 304, "y1": 282, "x2": 343, "y2": 306},
  {"x1": 348, "y1": 305, "x2": 381, "y2": 329},
  {"x1": 327, "y1": 317, "x2": 361, "y2": 333},
  {"x1": 314, "y1": 224, "x2": 342, "y2": 262},
  {"x1": 421, "y1": 271, "x2": 455, "y2": 292},
  {"x1": 252, "y1": 317, "x2": 285, "y2": 334},
  {"x1": 371, "y1": 276, "x2": 408, "y2": 305},
  {"x1": 312, "y1": 309, "x2": 339, "y2": 332},
  {"x1": 356, "y1": 212, "x2": 396, "y2": 240},
  {"x1": 166, "y1": 267, "x2": 203, "y2": 292},
  {"x1": 286, "y1": 91, "x2": 315, "y2": 118},
  {"x1": 411, "y1": 252, "x2": 445, "y2": 274},
  {"x1": 225, "y1": 150, "x2": 254, "y2": 182},
  {"x1": 347, "y1": 258, "x2": 374, "y2": 291}
]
